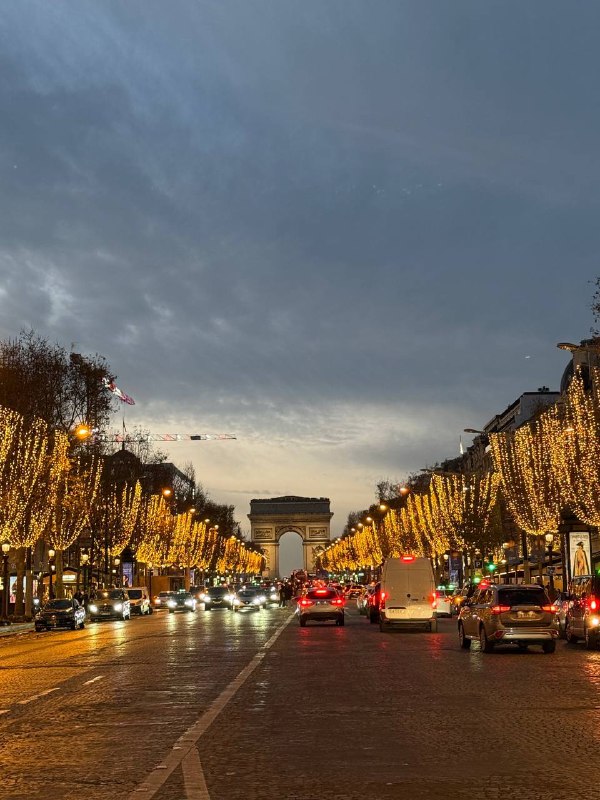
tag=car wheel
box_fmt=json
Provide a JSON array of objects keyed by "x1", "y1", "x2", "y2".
[
  {"x1": 369, "y1": 611, "x2": 378, "y2": 624},
  {"x1": 430, "y1": 619, "x2": 438, "y2": 633},
  {"x1": 205, "y1": 607, "x2": 212, "y2": 612},
  {"x1": 338, "y1": 616, "x2": 345, "y2": 627},
  {"x1": 70, "y1": 621, "x2": 77, "y2": 630},
  {"x1": 565, "y1": 620, "x2": 579, "y2": 644},
  {"x1": 149, "y1": 606, "x2": 154, "y2": 615},
  {"x1": 585, "y1": 626, "x2": 597, "y2": 650},
  {"x1": 479, "y1": 626, "x2": 494, "y2": 653},
  {"x1": 543, "y1": 640, "x2": 556, "y2": 654},
  {"x1": 458, "y1": 624, "x2": 471, "y2": 650},
  {"x1": 517, "y1": 643, "x2": 528, "y2": 652},
  {"x1": 299, "y1": 617, "x2": 307, "y2": 627},
  {"x1": 169, "y1": 609, "x2": 174, "y2": 614},
  {"x1": 80, "y1": 620, "x2": 85, "y2": 629}
]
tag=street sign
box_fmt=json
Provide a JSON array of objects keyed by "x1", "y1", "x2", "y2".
[{"x1": 474, "y1": 559, "x2": 483, "y2": 570}]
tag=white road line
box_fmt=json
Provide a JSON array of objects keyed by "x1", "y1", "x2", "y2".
[
  {"x1": 182, "y1": 747, "x2": 210, "y2": 800},
  {"x1": 128, "y1": 614, "x2": 293, "y2": 800},
  {"x1": 18, "y1": 687, "x2": 59, "y2": 705},
  {"x1": 83, "y1": 675, "x2": 104, "y2": 685}
]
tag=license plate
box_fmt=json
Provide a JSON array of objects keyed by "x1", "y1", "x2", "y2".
[{"x1": 517, "y1": 611, "x2": 536, "y2": 618}]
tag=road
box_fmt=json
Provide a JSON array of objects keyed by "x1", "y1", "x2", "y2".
[{"x1": 0, "y1": 605, "x2": 599, "y2": 800}]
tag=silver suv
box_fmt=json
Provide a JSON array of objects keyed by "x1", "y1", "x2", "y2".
[{"x1": 458, "y1": 583, "x2": 558, "y2": 653}]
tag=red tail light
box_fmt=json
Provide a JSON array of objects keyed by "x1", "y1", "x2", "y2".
[
  {"x1": 299, "y1": 599, "x2": 314, "y2": 607},
  {"x1": 542, "y1": 604, "x2": 557, "y2": 613},
  {"x1": 491, "y1": 605, "x2": 511, "y2": 614},
  {"x1": 331, "y1": 598, "x2": 344, "y2": 606},
  {"x1": 401, "y1": 555, "x2": 415, "y2": 562},
  {"x1": 431, "y1": 593, "x2": 437, "y2": 609},
  {"x1": 380, "y1": 591, "x2": 386, "y2": 609},
  {"x1": 590, "y1": 597, "x2": 598, "y2": 611}
]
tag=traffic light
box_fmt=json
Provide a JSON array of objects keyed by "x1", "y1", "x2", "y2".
[{"x1": 486, "y1": 561, "x2": 497, "y2": 573}]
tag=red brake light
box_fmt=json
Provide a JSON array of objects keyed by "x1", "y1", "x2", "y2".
[
  {"x1": 590, "y1": 598, "x2": 598, "y2": 611},
  {"x1": 315, "y1": 589, "x2": 328, "y2": 594},
  {"x1": 380, "y1": 591, "x2": 386, "y2": 609},
  {"x1": 431, "y1": 593, "x2": 437, "y2": 609},
  {"x1": 542, "y1": 604, "x2": 557, "y2": 613},
  {"x1": 491, "y1": 605, "x2": 511, "y2": 614},
  {"x1": 299, "y1": 598, "x2": 314, "y2": 607},
  {"x1": 331, "y1": 598, "x2": 344, "y2": 606},
  {"x1": 401, "y1": 555, "x2": 415, "y2": 562}
]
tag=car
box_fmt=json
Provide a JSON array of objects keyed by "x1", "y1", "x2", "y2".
[
  {"x1": 166, "y1": 591, "x2": 197, "y2": 613},
  {"x1": 379, "y1": 556, "x2": 437, "y2": 633},
  {"x1": 88, "y1": 589, "x2": 131, "y2": 622},
  {"x1": 458, "y1": 583, "x2": 559, "y2": 653},
  {"x1": 552, "y1": 590, "x2": 569, "y2": 639},
  {"x1": 233, "y1": 588, "x2": 265, "y2": 611},
  {"x1": 366, "y1": 582, "x2": 382, "y2": 624},
  {"x1": 263, "y1": 584, "x2": 280, "y2": 607},
  {"x1": 35, "y1": 598, "x2": 86, "y2": 631},
  {"x1": 201, "y1": 585, "x2": 235, "y2": 611},
  {"x1": 296, "y1": 587, "x2": 345, "y2": 627},
  {"x1": 127, "y1": 587, "x2": 152, "y2": 615},
  {"x1": 357, "y1": 586, "x2": 374, "y2": 616},
  {"x1": 344, "y1": 585, "x2": 363, "y2": 599},
  {"x1": 435, "y1": 587, "x2": 454, "y2": 618},
  {"x1": 565, "y1": 574, "x2": 600, "y2": 648},
  {"x1": 153, "y1": 591, "x2": 175, "y2": 610}
]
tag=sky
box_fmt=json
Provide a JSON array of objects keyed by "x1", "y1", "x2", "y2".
[{"x1": 0, "y1": 2, "x2": 598, "y2": 561}]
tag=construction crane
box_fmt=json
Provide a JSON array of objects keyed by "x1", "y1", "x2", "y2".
[
  {"x1": 103, "y1": 432, "x2": 236, "y2": 442},
  {"x1": 73, "y1": 425, "x2": 236, "y2": 443}
]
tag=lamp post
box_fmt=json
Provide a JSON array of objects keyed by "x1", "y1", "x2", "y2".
[
  {"x1": 81, "y1": 553, "x2": 90, "y2": 593},
  {"x1": 1, "y1": 543, "x2": 11, "y2": 625},
  {"x1": 545, "y1": 533, "x2": 555, "y2": 595},
  {"x1": 112, "y1": 556, "x2": 120, "y2": 588},
  {"x1": 48, "y1": 549, "x2": 56, "y2": 600},
  {"x1": 147, "y1": 562, "x2": 153, "y2": 601},
  {"x1": 502, "y1": 542, "x2": 511, "y2": 584}
]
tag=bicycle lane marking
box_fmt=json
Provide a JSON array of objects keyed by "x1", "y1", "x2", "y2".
[{"x1": 128, "y1": 614, "x2": 294, "y2": 799}]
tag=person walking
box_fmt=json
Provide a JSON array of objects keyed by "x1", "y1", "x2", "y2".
[{"x1": 279, "y1": 583, "x2": 287, "y2": 608}]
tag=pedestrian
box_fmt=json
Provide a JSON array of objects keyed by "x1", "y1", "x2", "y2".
[
  {"x1": 284, "y1": 582, "x2": 293, "y2": 604},
  {"x1": 279, "y1": 583, "x2": 287, "y2": 608}
]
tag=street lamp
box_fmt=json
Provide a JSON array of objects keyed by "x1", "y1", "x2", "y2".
[
  {"x1": 81, "y1": 552, "x2": 90, "y2": 592},
  {"x1": 147, "y1": 562, "x2": 153, "y2": 600},
  {"x1": 114, "y1": 557, "x2": 121, "y2": 587},
  {"x1": 1, "y1": 543, "x2": 10, "y2": 625},
  {"x1": 48, "y1": 549, "x2": 56, "y2": 600}
]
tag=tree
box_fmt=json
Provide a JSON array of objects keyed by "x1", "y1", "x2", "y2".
[{"x1": 0, "y1": 330, "x2": 115, "y2": 435}]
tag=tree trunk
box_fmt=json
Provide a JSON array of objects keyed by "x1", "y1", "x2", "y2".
[
  {"x1": 25, "y1": 547, "x2": 33, "y2": 619},
  {"x1": 14, "y1": 548, "x2": 26, "y2": 618},
  {"x1": 54, "y1": 549, "x2": 64, "y2": 599}
]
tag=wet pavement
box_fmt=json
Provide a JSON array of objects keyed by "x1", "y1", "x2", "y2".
[{"x1": 1, "y1": 605, "x2": 600, "y2": 799}]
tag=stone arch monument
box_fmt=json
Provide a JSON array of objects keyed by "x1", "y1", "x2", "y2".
[{"x1": 248, "y1": 496, "x2": 333, "y2": 579}]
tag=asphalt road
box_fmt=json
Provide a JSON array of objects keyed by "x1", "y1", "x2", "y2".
[{"x1": 1, "y1": 605, "x2": 599, "y2": 800}]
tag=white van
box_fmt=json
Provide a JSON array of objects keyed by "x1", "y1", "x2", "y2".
[{"x1": 379, "y1": 556, "x2": 437, "y2": 632}]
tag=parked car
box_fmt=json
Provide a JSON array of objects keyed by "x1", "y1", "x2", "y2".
[
  {"x1": 379, "y1": 556, "x2": 437, "y2": 633},
  {"x1": 88, "y1": 589, "x2": 131, "y2": 622},
  {"x1": 233, "y1": 588, "x2": 265, "y2": 612},
  {"x1": 201, "y1": 585, "x2": 235, "y2": 611},
  {"x1": 167, "y1": 591, "x2": 197, "y2": 613},
  {"x1": 296, "y1": 587, "x2": 345, "y2": 627},
  {"x1": 35, "y1": 598, "x2": 86, "y2": 631},
  {"x1": 565, "y1": 574, "x2": 600, "y2": 649},
  {"x1": 127, "y1": 587, "x2": 152, "y2": 615},
  {"x1": 458, "y1": 584, "x2": 558, "y2": 653},
  {"x1": 553, "y1": 590, "x2": 570, "y2": 639}
]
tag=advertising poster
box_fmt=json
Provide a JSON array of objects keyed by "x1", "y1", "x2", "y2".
[{"x1": 568, "y1": 531, "x2": 592, "y2": 579}]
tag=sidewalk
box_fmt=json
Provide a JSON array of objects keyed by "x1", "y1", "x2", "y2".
[{"x1": 0, "y1": 622, "x2": 34, "y2": 639}]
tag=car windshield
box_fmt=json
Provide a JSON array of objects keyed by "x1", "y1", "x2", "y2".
[
  {"x1": 159, "y1": 592, "x2": 173, "y2": 598},
  {"x1": 44, "y1": 599, "x2": 72, "y2": 610},
  {"x1": 176, "y1": 593, "x2": 192, "y2": 600},
  {"x1": 498, "y1": 589, "x2": 547, "y2": 607},
  {"x1": 128, "y1": 590, "x2": 143, "y2": 599},
  {"x1": 99, "y1": 590, "x2": 124, "y2": 600},
  {"x1": 238, "y1": 590, "x2": 257, "y2": 597},
  {"x1": 209, "y1": 587, "x2": 229, "y2": 596},
  {"x1": 307, "y1": 590, "x2": 337, "y2": 600}
]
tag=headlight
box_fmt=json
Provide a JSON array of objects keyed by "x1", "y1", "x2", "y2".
[
  {"x1": 89, "y1": 604, "x2": 98, "y2": 613},
  {"x1": 167, "y1": 600, "x2": 177, "y2": 608},
  {"x1": 253, "y1": 598, "x2": 260, "y2": 604},
  {"x1": 592, "y1": 617, "x2": 600, "y2": 627},
  {"x1": 204, "y1": 597, "x2": 211, "y2": 603},
  {"x1": 114, "y1": 603, "x2": 123, "y2": 612},
  {"x1": 184, "y1": 599, "x2": 193, "y2": 606},
  {"x1": 233, "y1": 598, "x2": 240, "y2": 605},
  {"x1": 225, "y1": 594, "x2": 234, "y2": 602},
  {"x1": 200, "y1": 594, "x2": 208, "y2": 601},
  {"x1": 259, "y1": 596, "x2": 266, "y2": 603}
]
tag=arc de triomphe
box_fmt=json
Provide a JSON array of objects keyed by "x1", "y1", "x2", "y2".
[{"x1": 248, "y1": 496, "x2": 333, "y2": 579}]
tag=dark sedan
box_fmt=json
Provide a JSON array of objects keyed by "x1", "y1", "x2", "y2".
[
  {"x1": 166, "y1": 591, "x2": 197, "y2": 613},
  {"x1": 201, "y1": 586, "x2": 234, "y2": 611},
  {"x1": 88, "y1": 589, "x2": 131, "y2": 622},
  {"x1": 35, "y1": 598, "x2": 86, "y2": 631}
]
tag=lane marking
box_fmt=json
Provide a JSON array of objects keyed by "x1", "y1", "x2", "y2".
[
  {"x1": 83, "y1": 674, "x2": 104, "y2": 685},
  {"x1": 17, "y1": 687, "x2": 59, "y2": 705},
  {"x1": 128, "y1": 614, "x2": 293, "y2": 799},
  {"x1": 182, "y1": 746, "x2": 210, "y2": 800}
]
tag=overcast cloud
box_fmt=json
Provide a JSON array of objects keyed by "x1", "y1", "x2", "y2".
[{"x1": 0, "y1": 1, "x2": 597, "y2": 542}]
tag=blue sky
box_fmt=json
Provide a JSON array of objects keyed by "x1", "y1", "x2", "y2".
[{"x1": 0, "y1": 1, "x2": 596, "y2": 546}]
